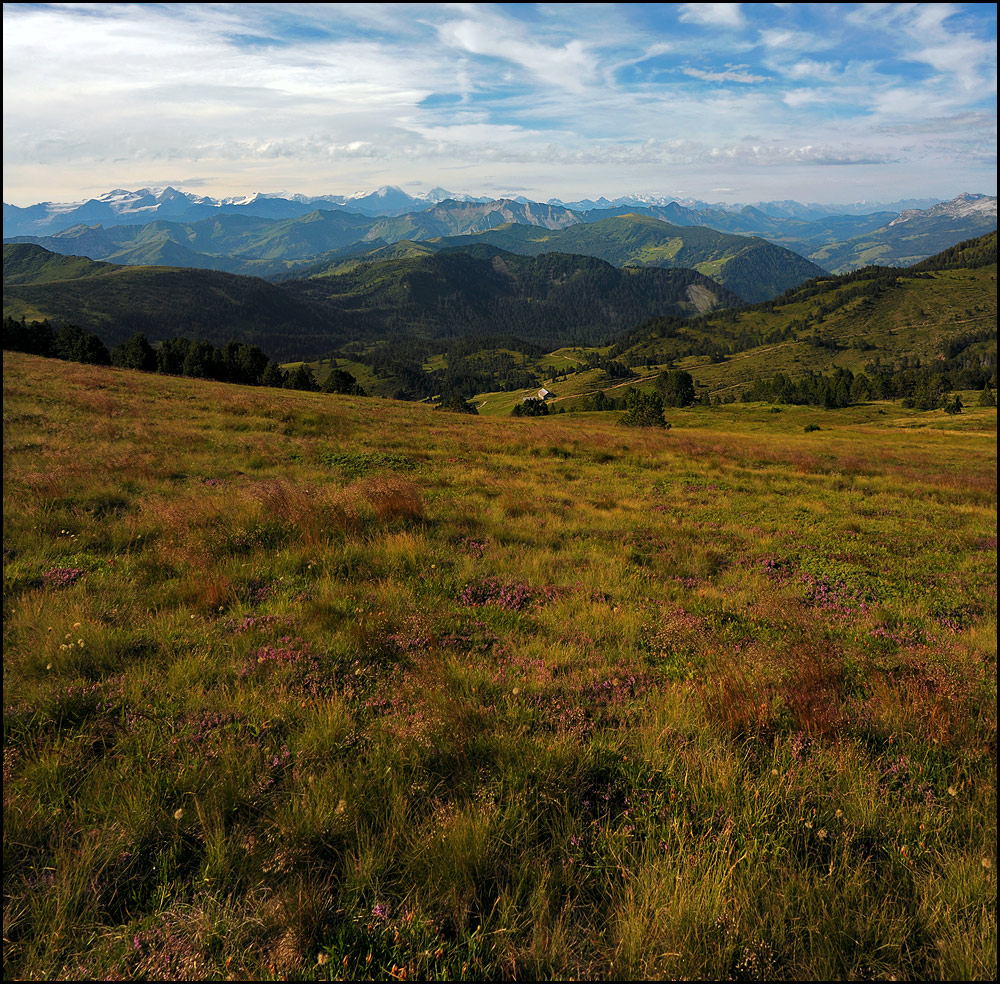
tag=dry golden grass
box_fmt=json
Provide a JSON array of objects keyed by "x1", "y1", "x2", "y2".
[{"x1": 3, "y1": 352, "x2": 995, "y2": 981}]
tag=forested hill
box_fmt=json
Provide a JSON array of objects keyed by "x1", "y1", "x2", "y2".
[
  {"x1": 2, "y1": 244, "x2": 337, "y2": 359},
  {"x1": 3, "y1": 242, "x2": 743, "y2": 358},
  {"x1": 609, "y1": 232, "x2": 997, "y2": 385},
  {"x1": 274, "y1": 246, "x2": 746, "y2": 348},
  {"x1": 427, "y1": 214, "x2": 826, "y2": 303}
]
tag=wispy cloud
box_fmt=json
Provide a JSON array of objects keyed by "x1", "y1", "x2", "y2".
[
  {"x1": 435, "y1": 9, "x2": 595, "y2": 93},
  {"x1": 679, "y1": 4, "x2": 745, "y2": 29},
  {"x1": 683, "y1": 66, "x2": 769, "y2": 83},
  {"x1": 2, "y1": 2, "x2": 995, "y2": 205}
]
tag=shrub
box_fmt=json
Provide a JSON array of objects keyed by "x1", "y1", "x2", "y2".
[
  {"x1": 512, "y1": 399, "x2": 549, "y2": 417},
  {"x1": 655, "y1": 369, "x2": 696, "y2": 407},
  {"x1": 619, "y1": 388, "x2": 667, "y2": 428}
]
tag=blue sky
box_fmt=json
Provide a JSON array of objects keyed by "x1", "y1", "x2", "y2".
[{"x1": 2, "y1": 2, "x2": 996, "y2": 205}]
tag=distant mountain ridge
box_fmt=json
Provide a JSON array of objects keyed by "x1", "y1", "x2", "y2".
[
  {"x1": 0, "y1": 182, "x2": 966, "y2": 227},
  {"x1": 5, "y1": 190, "x2": 994, "y2": 281},
  {"x1": 4, "y1": 185, "x2": 949, "y2": 237},
  {"x1": 5, "y1": 208, "x2": 826, "y2": 303}
]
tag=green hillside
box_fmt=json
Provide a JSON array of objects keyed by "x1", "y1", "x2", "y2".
[
  {"x1": 1, "y1": 243, "x2": 121, "y2": 285},
  {"x1": 612, "y1": 233, "x2": 997, "y2": 395},
  {"x1": 284, "y1": 245, "x2": 744, "y2": 349},
  {"x1": 2, "y1": 244, "x2": 337, "y2": 359},
  {"x1": 456, "y1": 234, "x2": 997, "y2": 415},
  {"x1": 810, "y1": 210, "x2": 998, "y2": 272},
  {"x1": 428, "y1": 214, "x2": 826, "y2": 303}
]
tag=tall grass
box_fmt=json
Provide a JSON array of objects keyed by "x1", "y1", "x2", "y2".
[{"x1": 3, "y1": 352, "x2": 996, "y2": 979}]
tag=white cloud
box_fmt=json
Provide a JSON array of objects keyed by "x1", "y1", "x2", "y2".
[
  {"x1": 784, "y1": 59, "x2": 838, "y2": 81},
  {"x1": 679, "y1": 4, "x2": 745, "y2": 29},
  {"x1": 758, "y1": 28, "x2": 831, "y2": 51},
  {"x1": 915, "y1": 36, "x2": 997, "y2": 93},
  {"x1": 1, "y1": 2, "x2": 995, "y2": 205},
  {"x1": 435, "y1": 10, "x2": 595, "y2": 93},
  {"x1": 782, "y1": 88, "x2": 826, "y2": 108},
  {"x1": 683, "y1": 66, "x2": 768, "y2": 83}
]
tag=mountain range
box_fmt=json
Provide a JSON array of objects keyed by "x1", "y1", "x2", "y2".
[
  {"x1": 3, "y1": 207, "x2": 826, "y2": 302},
  {"x1": 5, "y1": 189, "x2": 994, "y2": 276},
  {"x1": 2, "y1": 185, "x2": 948, "y2": 236}
]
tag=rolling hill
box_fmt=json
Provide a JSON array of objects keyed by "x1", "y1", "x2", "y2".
[
  {"x1": 283, "y1": 244, "x2": 745, "y2": 349},
  {"x1": 604, "y1": 232, "x2": 997, "y2": 399},
  {"x1": 425, "y1": 214, "x2": 827, "y2": 303},
  {"x1": 6, "y1": 203, "x2": 828, "y2": 303},
  {"x1": 2, "y1": 244, "x2": 337, "y2": 358},
  {"x1": 3, "y1": 242, "x2": 744, "y2": 359}
]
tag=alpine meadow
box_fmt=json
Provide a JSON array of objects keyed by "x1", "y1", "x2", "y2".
[{"x1": 3, "y1": 2, "x2": 997, "y2": 981}]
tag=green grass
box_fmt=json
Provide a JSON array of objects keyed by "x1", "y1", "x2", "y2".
[
  {"x1": 617, "y1": 262, "x2": 997, "y2": 399},
  {"x1": 4, "y1": 351, "x2": 996, "y2": 980}
]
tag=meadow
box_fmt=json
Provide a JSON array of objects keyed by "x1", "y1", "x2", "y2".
[{"x1": 3, "y1": 351, "x2": 996, "y2": 980}]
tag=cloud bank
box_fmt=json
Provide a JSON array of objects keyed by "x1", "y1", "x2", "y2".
[{"x1": 3, "y1": 2, "x2": 995, "y2": 204}]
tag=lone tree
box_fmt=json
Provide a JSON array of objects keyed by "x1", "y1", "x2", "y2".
[
  {"x1": 285, "y1": 364, "x2": 319, "y2": 391},
  {"x1": 619, "y1": 388, "x2": 668, "y2": 428},
  {"x1": 655, "y1": 369, "x2": 696, "y2": 407},
  {"x1": 324, "y1": 367, "x2": 367, "y2": 396}
]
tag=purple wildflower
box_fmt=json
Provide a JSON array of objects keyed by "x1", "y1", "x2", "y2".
[{"x1": 41, "y1": 567, "x2": 85, "y2": 588}]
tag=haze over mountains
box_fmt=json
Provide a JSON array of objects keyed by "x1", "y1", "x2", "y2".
[
  {"x1": 5, "y1": 188, "x2": 995, "y2": 278},
  {"x1": 2, "y1": 186, "x2": 949, "y2": 236}
]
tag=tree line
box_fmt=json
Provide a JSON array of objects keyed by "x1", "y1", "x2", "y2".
[
  {"x1": 741, "y1": 363, "x2": 995, "y2": 411},
  {"x1": 2, "y1": 317, "x2": 365, "y2": 395}
]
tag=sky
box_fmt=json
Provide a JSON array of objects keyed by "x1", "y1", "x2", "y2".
[{"x1": 2, "y1": 2, "x2": 997, "y2": 206}]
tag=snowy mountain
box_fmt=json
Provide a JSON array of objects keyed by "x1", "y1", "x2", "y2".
[
  {"x1": 3, "y1": 188, "x2": 993, "y2": 272},
  {"x1": 889, "y1": 192, "x2": 996, "y2": 226}
]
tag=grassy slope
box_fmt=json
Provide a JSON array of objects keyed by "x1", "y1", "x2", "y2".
[
  {"x1": 471, "y1": 260, "x2": 995, "y2": 415},
  {"x1": 810, "y1": 213, "x2": 998, "y2": 273},
  {"x1": 616, "y1": 260, "x2": 997, "y2": 398},
  {"x1": 2, "y1": 243, "x2": 122, "y2": 286},
  {"x1": 4, "y1": 351, "x2": 996, "y2": 980},
  {"x1": 428, "y1": 214, "x2": 827, "y2": 303}
]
